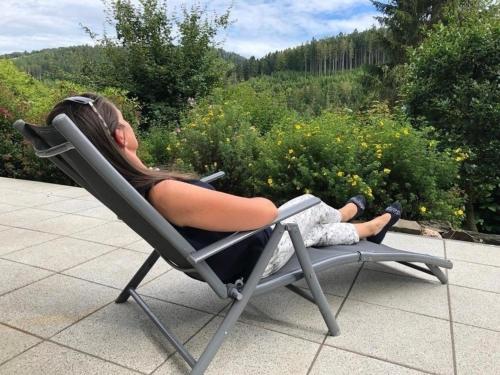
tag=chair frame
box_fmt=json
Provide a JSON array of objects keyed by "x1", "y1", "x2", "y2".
[{"x1": 14, "y1": 114, "x2": 453, "y2": 374}]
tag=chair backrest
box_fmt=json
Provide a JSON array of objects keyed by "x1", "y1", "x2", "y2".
[{"x1": 13, "y1": 114, "x2": 203, "y2": 271}]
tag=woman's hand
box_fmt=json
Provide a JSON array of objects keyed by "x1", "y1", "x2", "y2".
[{"x1": 149, "y1": 179, "x2": 278, "y2": 232}]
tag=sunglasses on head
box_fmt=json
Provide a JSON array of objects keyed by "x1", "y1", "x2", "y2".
[{"x1": 63, "y1": 96, "x2": 113, "y2": 133}]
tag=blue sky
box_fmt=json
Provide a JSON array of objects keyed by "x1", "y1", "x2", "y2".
[{"x1": 0, "y1": 0, "x2": 381, "y2": 58}]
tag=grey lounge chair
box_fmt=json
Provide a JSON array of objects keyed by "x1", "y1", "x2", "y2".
[{"x1": 14, "y1": 114, "x2": 453, "y2": 374}]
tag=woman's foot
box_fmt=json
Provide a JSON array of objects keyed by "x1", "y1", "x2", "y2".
[
  {"x1": 340, "y1": 195, "x2": 366, "y2": 222},
  {"x1": 367, "y1": 202, "x2": 402, "y2": 244}
]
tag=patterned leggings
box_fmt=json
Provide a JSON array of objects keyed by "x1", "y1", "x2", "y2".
[{"x1": 262, "y1": 194, "x2": 359, "y2": 278}]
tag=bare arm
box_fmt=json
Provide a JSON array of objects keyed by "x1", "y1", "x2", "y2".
[{"x1": 148, "y1": 179, "x2": 278, "y2": 232}]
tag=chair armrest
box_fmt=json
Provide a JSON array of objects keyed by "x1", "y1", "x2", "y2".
[
  {"x1": 188, "y1": 194, "x2": 321, "y2": 264},
  {"x1": 200, "y1": 171, "x2": 225, "y2": 183}
]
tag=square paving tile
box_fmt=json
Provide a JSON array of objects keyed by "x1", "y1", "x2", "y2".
[
  {"x1": 0, "y1": 274, "x2": 116, "y2": 338},
  {"x1": 0, "y1": 208, "x2": 64, "y2": 228},
  {"x1": 52, "y1": 297, "x2": 213, "y2": 373},
  {"x1": 309, "y1": 346, "x2": 425, "y2": 375},
  {"x1": 449, "y1": 285, "x2": 500, "y2": 331},
  {"x1": 51, "y1": 186, "x2": 93, "y2": 199},
  {"x1": 0, "y1": 342, "x2": 138, "y2": 375},
  {"x1": 0, "y1": 189, "x2": 67, "y2": 207},
  {"x1": 446, "y1": 239, "x2": 500, "y2": 267},
  {"x1": 0, "y1": 259, "x2": 53, "y2": 295},
  {"x1": 382, "y1": 232, "x2": 445, "y2": 257},
  {"x1": 234, "y1": 287, "x2": 343, "y2": 343},
  {"x1": 77, "y1": 206, "x2": 119, "y2": 221},
  {"x1": 4, "y1": 237, "x2": 115, "y2": 272},
  {"x1": 348, "y1": 268, "x2": 449, "y2": 319},
  {"x1": 71, "y1": 221, "x2": 142, "y2": 247},
  {"x1": 64, "y1": 248, "x2": 171, "y2": 289},
  {"x1": 157, "y1": 318, "x2": 320, "y2": 375},
  {"x1": 138, "y1": 270, "x2": 228, "y2": 314},
  {"x1": 0, "y1": 179, "x2": 69, "y2": 193},
  {"x1": 448, "y1": 260, "x2": 500, "y2": 293},
  {"x1": 34, "y1": 198, "x2": 102, "y2": 214},
  {"x1": 0, "y1": 228, "x2": 58, "y2": 256},
  {"x1": 123, "y1": 239, "x2": 154, "y2": 253},
  {"x1": 295, "y1": 263, "x2": 362, "y2": 297},
  {"x1": 0, "y1": 203, "x2": 22, "y2": 215},
  {"x1": 325, "y1": 299, "x2": 453, "y2": 374},
  {"x1": 0, "y1": 324, "x2": 41, "y2": 365},
  {"x1": 453, "y1": 323, "x2": 500, "y2": 375},
  {"x1": 28, "y1": 214, "x2": 107, "y2": 236}
]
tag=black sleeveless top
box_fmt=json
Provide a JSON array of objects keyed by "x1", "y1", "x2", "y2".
[{"x1": 137, "y1": 179, "x2": 272, "y2": 283}]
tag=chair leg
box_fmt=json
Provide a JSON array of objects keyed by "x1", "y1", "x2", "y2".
[
  {"x1": 116, "y1": 250, "x2": 160, "y2": 303},
  {"x1": 397, "y1": 261, "x2": 448, "y2": 284},
  {"x1": 191, "y1": 225, "x2": 286, "y2": 374},
  {"x1": 287, "y1": 224, "x2": 341, "y2": 336},
  {"x1": 426, "y1": 263, "x2": 448, "y2": 284}
]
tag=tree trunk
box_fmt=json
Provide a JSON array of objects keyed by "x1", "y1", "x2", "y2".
[{"x1": 464, "y1": 199, "x2": 478, "y2": 232}]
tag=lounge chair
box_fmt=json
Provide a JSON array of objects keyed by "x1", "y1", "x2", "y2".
[{"x1": 14, "y1": 114, "x2": 453, "y2": 374}]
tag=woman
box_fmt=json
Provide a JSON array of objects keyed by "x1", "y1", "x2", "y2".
[{"x1": 46, "y1": 94, "x2": 401, "y2": 282}]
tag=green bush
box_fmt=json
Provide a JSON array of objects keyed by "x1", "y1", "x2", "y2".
[
  {"x1": 404, "y1": 6, "x2": 500, "y2": 232},
  {"x1": 140, "y1": 84, "x2": 464, "y2": 225},
  {"x1": 0, "y1": 60, "x2": 139, "y2": 184}
]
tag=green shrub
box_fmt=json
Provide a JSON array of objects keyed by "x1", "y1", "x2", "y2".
[
  {"x1": 0, "y1": 60, "x2": 139, "y2": 184},
  {"x1": 404, "y1": 7, "x2": 500, "y2": 232},
  {"x1": 141, "y1": 84, "x2": 464, "y2": 225}
]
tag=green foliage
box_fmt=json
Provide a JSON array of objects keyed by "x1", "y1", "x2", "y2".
[
  {"x1": 404, "y1": 5, "x2": 500, "y2": 232},
  {"x1": 235, "y1": 28, "x2": 388, "y2": 79},
  {"x1": 246, "y1": 69, "x2": 381, "y2": 116},
  {"x1": 7, "y1": 45, "x2": 108, "y2": 86},
  {"x1": 140, "y1": 84, "x2": 463, "y2": 225},
  {"x1": 371, "y1": 0, "x2": 450, "y2": 64},
  {"x1": 87, "y1": 0, "x2": 231, "y2": 125},
  {"x1": 0, "y1": 59, "x2": 139, "y2": 183}
]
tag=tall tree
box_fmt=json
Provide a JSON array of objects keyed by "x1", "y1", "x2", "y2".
[
  {"x1": 404, "y1": 1, "x2": 500, "y2": 232},
  {"x1": 371, "y1": 0, "x2": 450, "y2": 64},
  {"x1": 86, "y1": 0, "x2": 230, "y2": 125}
]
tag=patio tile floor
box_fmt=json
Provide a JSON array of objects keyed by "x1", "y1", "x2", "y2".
[{"x1": 1, "y1": 177, "x2": 499, "y2": 374}]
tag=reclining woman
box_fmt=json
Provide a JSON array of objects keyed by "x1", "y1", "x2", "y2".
[{"x1": 47, "y1": 94, "x2": 402, "y2": 282}]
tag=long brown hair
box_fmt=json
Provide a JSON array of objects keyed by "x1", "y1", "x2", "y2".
[{"x1": 46, "y1": 93, "x2": 197, "y2": 190}]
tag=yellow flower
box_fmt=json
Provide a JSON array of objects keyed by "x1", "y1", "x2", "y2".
[
  {"x1": 403, "y1": 128, "x2": 410, "y2": 135},
  {"x1": 395, "y1": 132, "x2": 401, "y2": 138},
  {"x1": 277, "y1": 140, "x2": 282, "y2": 145},
  {"x1": 455, "y1": 156, "x2": 464, "y2": 162},
  {"x1": 267, "y1": 178, "x2": 273, "y2": 186},
  {"x1": 353, "y1": 174, "x2": 360, "y2": 180},
  {"x1": 383, "y1": 168, "x2": 391, "y2": 174},
  {"x1": 337, "y1": 171, "x2": 345, "y2": 177},
  {"x1": 166, "y1": 145, "x2": 172, "y2": 151},
  {"x1": 336, "y1": 137, "x2": 341, "y2": 143},
  {"x1": 306, "y1": 132, "x2": 311, "y2": 137},
  {"x1": 379, "y1": 120, "x2": 384, "y2": 126},
  {"x1": 454, "y1": 209, "x2": 464, "y2": 216},
  {"x1": 294, "y1": 124, "x2": 302, "y2": 130},
  {"x1": 351, "y1": 181, "x2": 357, "y2": 186},
  {"x1": 304, "y1": 188, "x2": 311, "y2": 194},
  {"x1": 288, "y1": 149, "x2": 294, "y2": 154},
  {"x1": 419, "y1": 206, "x2": 427, "y2": 214},
  {"x1": 361, "y1": 142, "x2": 368, "y2": 148}
]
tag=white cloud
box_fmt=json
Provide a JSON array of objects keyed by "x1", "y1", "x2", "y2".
[{"x1": 0, "y1": 0, "x2": 380, "y2": 57}]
